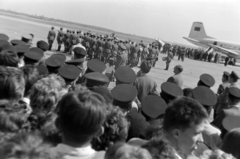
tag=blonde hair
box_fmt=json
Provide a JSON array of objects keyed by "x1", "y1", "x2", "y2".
[{"x1": 105, "y1": 142, "x2": 152, "y2": 159}]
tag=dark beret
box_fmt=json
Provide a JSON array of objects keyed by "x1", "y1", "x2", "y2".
[
  {"x1": 65, "y1": 59, "x2": 84, "y2": 66},
  {"x1": 0, "y1": 40, "x2": 10, "y2": 47},
  {"x1": 24, "y1": 48, "x2": 43, "y2": 62},
  {"x1": 141, "y1": 95, "x2": 167, "y2": 119},
  {"x1": 73, "y1": 47, "x2": 87, "y2": 56},
  {"x1": 58, "y1": 65, "x2": 81, "y2": 81},
  {"x1": 84, "y1": 72, "x2": 109, "y2": 87},
  {"x1": 14, "y1": 44, "x2": 29, "y2": 54},
  {"x1": 111, "y1": 84, "x2": 137, "y2": 103},
  {"x1": 199, "y1": 74, "x2": 215, "y2": 87},
  {"x1": 222, "y1": 115, "x2": 240, "y2": 131},
  {"x1": 86, "y1": 59, "x2": 106, "y2": 73},
  {"x1": 115, "y1": 66, "x2": 136, "y2": 84},
  {"x1": 0, "y1": 33, "x2": 9, "y2": 41},
  {"x1": 10, "y1": 39, "x2": 26, "y2": 46},
  {"x1": 37, "y1": 40, "x2": 49, "y2": 51},
  {"x1": 192, "y1": 86, "x2": 217, "y2": 106},
  {"x1": 230, "y1": 71, "x2": 239, "y2": 79},
  {"x1": 1, "y1": 44, "x2": 15, "y2": 53},
  {"x1": 46, "y1": 54, "x2": 66, "y2": 68},
  {"x1": 228, "y1": 87, "x2": 240, "y2": 98},
  {"x1": 91, "y1": 86, "x2": 113, "y2": 103},
  {"x1": 161, "y1": 82, "x2": 183, "y2": 98},
  {"x1": 36, "y1": 64, "x2": 49, "y2": 75}
]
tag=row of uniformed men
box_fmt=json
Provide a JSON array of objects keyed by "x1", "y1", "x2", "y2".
[{"x1": 47, "y1": 27, "x2": 160, "y2": 67}]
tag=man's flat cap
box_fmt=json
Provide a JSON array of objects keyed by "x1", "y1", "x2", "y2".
[
  {"x1": 58, "y1": 65, "x2": 81, "y2": 81},
  {"x1": 161, "y1": 82, "x2": 183, "y2": 98},
  {"x1": 199, "y1": 74, "x2": 215, "y2": 87}
]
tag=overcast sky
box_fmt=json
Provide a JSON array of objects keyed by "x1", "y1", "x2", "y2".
[{"x1": 1, "y1": 0, "x2": 240, "y2": 45}]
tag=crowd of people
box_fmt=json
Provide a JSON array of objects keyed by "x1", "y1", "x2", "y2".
[
  {"x1": 0, "y1": 26, "x2": 239, "y2": 159},
  {"x1": 162, "y1": 43, "x2": 237, "y2": 66}
]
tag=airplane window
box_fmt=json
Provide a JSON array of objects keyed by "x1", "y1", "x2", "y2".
[
  {"x1": 194, "y1": 27, "x2": 201, "y2": 31},
  {"x1": 213, "y1": 42, "x2": 217, "y2": 45}
]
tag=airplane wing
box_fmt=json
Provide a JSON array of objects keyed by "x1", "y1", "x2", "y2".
[
  {"x1": 208, "y1": 44, "x2": 238, "y2": 57},
  {"x1": 183, "y1": 37, "x2": 209, "y2": 48}
]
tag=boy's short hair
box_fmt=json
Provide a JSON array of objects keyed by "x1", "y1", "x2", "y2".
[
  {"x1": 0, "y1": 66, "x2": 25, "y2": 101},
  {"x1": 0, "y1": 50, "x2": 19, "y2": 67},
  {"x1": 140, "y1": 60, "x2": 152, "y2": 73},
  {"x1": 57, "y1": 90, "x2": 107, "y2": 144},
  {"x1": 163, "y1": 97, "x2": 208, "y2": 132}
]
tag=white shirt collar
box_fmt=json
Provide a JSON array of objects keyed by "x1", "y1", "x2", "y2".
[{"x1": 52, "y1": 143, "x2": 96, "y2": 158}]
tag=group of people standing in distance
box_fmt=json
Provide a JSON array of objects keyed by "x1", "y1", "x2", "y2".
[{"x1": 0, "y1": 25, "x2": 239, "y2": 159}]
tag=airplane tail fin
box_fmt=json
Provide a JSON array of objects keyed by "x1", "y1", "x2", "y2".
[{"x1": 189, "y1": 22, "x2": 208, "y2": 39}]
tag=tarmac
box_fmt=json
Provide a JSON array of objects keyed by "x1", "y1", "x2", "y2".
[{"x1": 1, "y1": 14, "x2": 240, "y2": 93}]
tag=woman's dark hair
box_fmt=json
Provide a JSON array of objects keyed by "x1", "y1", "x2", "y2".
[
  {"x1": 0, "y1": 66, "x2": 25, "y2": 102},
  {"x1": 92, "y1": 105, "x2": 128, "y2": 150},
  {"x1": 0, "y1": 50, "x2": 19, "y2": 67}
]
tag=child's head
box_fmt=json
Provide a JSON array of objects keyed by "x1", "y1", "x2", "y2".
[{"x1": 56, "y1": 90, "x2": 107, "y2": 145}]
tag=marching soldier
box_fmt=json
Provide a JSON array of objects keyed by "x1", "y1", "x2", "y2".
[
  {"x1": 47, "y1": 27, "x2": 56, "y2": 51},
  {"x1": 57, "y1": 28, "x2": 64, "y2": 51},
  {"x1": 64, "y1": 30, "x2": 71, "y2": 53}
]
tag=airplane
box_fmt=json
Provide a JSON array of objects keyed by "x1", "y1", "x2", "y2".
[{"x1": 183, "y1": 22, "x2": 240, "y2": 59}]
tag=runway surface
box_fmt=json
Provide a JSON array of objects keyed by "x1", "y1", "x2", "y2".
[{"x1": 1, "y1": 15, "x2": 240, "y2": 93}]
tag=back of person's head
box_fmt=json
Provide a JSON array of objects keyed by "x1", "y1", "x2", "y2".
[
  {"x1": 183, "y1": 88, "x2": 193, "y2": 98},
  {"x1": 0, "y1": 50, "x2": 19, "y2": 67},
  {"x1": 142, "y1": 138, "x2": 178, "y2": 159},
  {"x1": 140, "y1": 60, "x2": 152, "y2": 73},
  {"x1": 0, "y1": 100, "x2": 28, "y2": 134},
  {"x1": 30, "y1": 77, "x2": 61, "y2": 116},
  {"x1": 221, "y1": 128, "x2": 240, "y2": 159},
  {"x1": 228, "y1": 93, "x2": 240, "y2": 106},
  {"x1": 105, "y1": 142, "x2": 152, "y2": 159},
  {"x1": 0, "y1": 131, "x2": 56, "y2": 159},
  {"x1": 0, "y1": 66, "x2": 25, "y2": 102},
  {"x1": 92, "y1": 105, "x2": 129, "y2": 150},
  {"x1": 21, "y1": 65, "x2": 40, "y2": 97},
  {"x1": 56, "y1": 90, "x2": 107, "y2": 145},
  {"x1": 47, "y1": 74, "x2": 66, "y2": 90},
  {"x1": 163, "y1": 97, "x2": 208, "y2": 133}
]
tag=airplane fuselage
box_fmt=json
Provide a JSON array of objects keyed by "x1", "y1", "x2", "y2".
[{"x1": 199, "y1": 38, "x2": 240, "y2": 54}]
